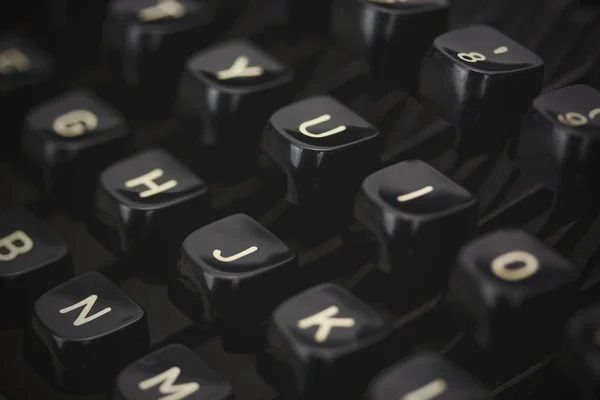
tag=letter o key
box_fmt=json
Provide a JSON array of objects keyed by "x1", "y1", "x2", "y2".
[
  {"x1": 490, "y1": 251, "x2": 540, "y2": 282},
  {"x1": 52, "y1": 110, "x2": 98, "y2": 138}
]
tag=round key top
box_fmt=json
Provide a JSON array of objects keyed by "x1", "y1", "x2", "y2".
[
  {"x1": 516, "y1": 85, "x2": 600, "y2": 221},
  {"x1": 418, "y1": 25, "x2": 544, "y2": 155}
]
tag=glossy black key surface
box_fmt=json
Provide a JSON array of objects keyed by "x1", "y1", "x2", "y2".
[
  {"x1": 103, "y1": 0, "x2": 216, "y2": 110},
  {"x1": 174, "y1": 40, "x2": 294, "y2": 170},
  {"x1": 261, "y1": 283, "x2": 391, "y2": 399},
  {"x1": 262, "y1": 95, "x2": 381, "y2": 207},
  {"x1": 22, "y1": 89, "x2": 132, "y2": 211},
  {"x1": 365, "y1": 352, "x2": 492, "y2": 400},
  {"x1": 0, "y1": 208, "x2": 71, "y2": 326},
  {"x1": 24, "y1": 271, "x2": 149, "y2": 392},
  {"x1": 5, "y1": 1, "x2": 600, "y2": 399},
  {"x1": 169, "y1": 213, "x2": 297, "y2": 347},
  {"x1": 358, "y1": 0, "x2": 449, "y2": 90},
  {"x1": 91, "y1": 148, "x2": 209, "y2": 276},
  {"x1": 113, "y1": 344, "x2": 234, "y2": 400},
  {"x1": 354, "y1": 160, "x2": 477, "y2": 307},
  {"x1": 557, "y1": 303, "x2": 600, "y2": 400},
  {"x1": 449, "y1": 229, "x2": 579, "y2": 353},
  {"x1": 517, "y1": 85, "x2": 600, "y2": 221},
  {"x1": 418, "y1": 24, "x2": 544, "y2": 153}
]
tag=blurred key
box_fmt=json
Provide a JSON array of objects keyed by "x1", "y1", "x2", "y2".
[
  {"x1": 0, "y1": 34, "x2": 54, "y2": 154},
  {"x1": 91, "y1": 149, "x2": 210, "y2": 277},
  {"x1": 358, "y1": 0, "x2": 449, "y2": 91},
  {"x1": 449, "y1": 230, "x2": 579, "y2": 357},
  {"x1": 366, "y1": 352, "x2": 493, "y2": 400},
  {"x1": 260, "y1": 283, "x2": 392, "y2": 399},
  {"x1": 354, "y1": 160, "x2": 478, "y2": 310},
  {"x1": 418, "y1": 25, "x2": 544, "y2": 155},
  {"x1": 24, "y1": 272, "x2": 149, "y2": 392},
  {"x1": 168, "y1": 213, "x2": 298, "y2": 350},
  {"x1": 22, "y1": 89, "x2": 133, "y2": 215},
  {"x1": 113, "y1": 344, "x2": 234, "y2": 400},
  {"x1": 557, "y1": 303, "x2": 600, "y2": 400},
  {"x1": 516, "y1": 85, "x2": 600, "y2": 222},
  {"x1": 103, "y1": 0, "x2": 217, "y2": 113},
  {"x1": 174, "y1": 40, "x2": 295, "y2": 174},
  {"x1": 0, "y1": 208, "x2": 72, "y2": 327},
  {"x1": 262, "y1": 95, "x2": 382, "y2": 209}
]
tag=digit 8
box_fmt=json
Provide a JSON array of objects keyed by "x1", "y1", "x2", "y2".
[{"x1": 458, "y1": 52, "x2": 486, "y2": 63}]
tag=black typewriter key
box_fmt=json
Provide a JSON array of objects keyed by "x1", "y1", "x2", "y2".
[
  {"x1": 103, "y1": 0, "x2": 217, "y2": 113},
  {"x1": 354, "y1": 160, "x2": 477, "y2": 310},
  {"x1": 91, "y1": 148, "x2": 210, "y2": 277},
  {"x1": 449, "y1": 230, "x2": 579, "y2": 357},
  {"x1": 516, "y1": 85, "x2": 600, "y2": 222},
  {"x1": 0, "y1": 208, "x2": 71, "y2": 327},
  {"x1": 557, "y1": 303, "x2": 600, "y2": 400},
  {"x1": 169, "y1": 214, "x2": 297, "y2": 349},
  {"x1": 358, "y1": 0, "x2": 449, "y2": 91},
  {"x1": 366, "y1": 352, "x2": 492, "y2": 400},
  {"x1": 0, "y1": 34, "x2": 54, "y2": 154},
  {"x1": 174, "y1": 40, "x2": 294, "y2": 174},
  {"x1": 113, "y1": 344, "x2": 234, "y2": 400},
  {"x1": 0, "y1": 35, "x2": 54, "y2": 95},
  {"x1": 262, "y1": 95, "x2": 382, "y2": 208},
  {"x1": 24, "y1": 271, "x2": 149, "y2": 391},
  {"x1": 418, "y1": 25, "x2": 543, "y2": 155},
  {"x1": 260, "y1": 283, "x2": 391, "y2": 399},
  {"x1": 22, "y1": 89, "x2": 132, "y2": 215}
]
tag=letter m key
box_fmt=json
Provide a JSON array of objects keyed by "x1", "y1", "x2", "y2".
[{"x1": 138, "y1": 366, "x2": 200, "y2": 400}]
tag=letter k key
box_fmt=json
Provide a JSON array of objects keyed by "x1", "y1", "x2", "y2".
[{"x1": 297, "y1": 306, "x2": 356, "y2": 343}]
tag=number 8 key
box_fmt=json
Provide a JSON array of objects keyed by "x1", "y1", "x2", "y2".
[{"x1": 418, "y1": 25, "x2": 544, "y2": 156}]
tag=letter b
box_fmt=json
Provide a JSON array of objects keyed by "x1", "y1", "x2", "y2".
[{"x1": 0, "y1": 230, "x2": 34, "y2": 261}]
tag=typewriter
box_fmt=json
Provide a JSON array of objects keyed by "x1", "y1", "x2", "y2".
[{"x1": 2, "y1": 0, "x2": 600, "y2": 399}]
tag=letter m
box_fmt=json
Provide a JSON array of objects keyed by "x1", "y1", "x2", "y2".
[{"x1": 138, "y1": 367, "x2": 200, "y2": 400}]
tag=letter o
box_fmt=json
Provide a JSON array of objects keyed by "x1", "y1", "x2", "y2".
[{"x1": 490, "y1": 251, "x2": 539, "y2": 281}]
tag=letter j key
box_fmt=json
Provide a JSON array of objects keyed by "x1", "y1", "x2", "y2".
[{"x1": 169, "y1": 214, "x2": 297, "y2": 350}]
